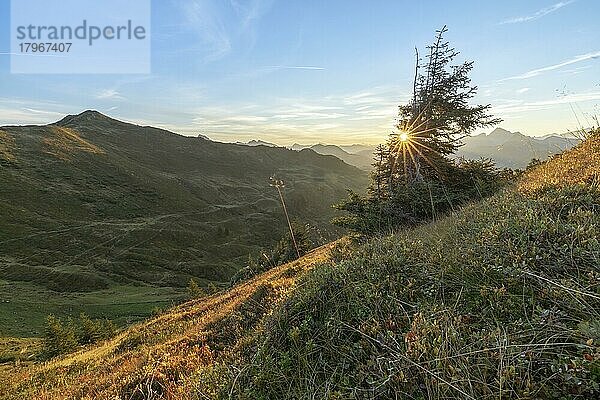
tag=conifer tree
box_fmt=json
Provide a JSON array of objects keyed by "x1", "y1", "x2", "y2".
[
  {"x1": 334, "y1": 27, "x2": 502, "y2": 235},
  {"x1": 391, "y1": 26, "x2": 500, "y2": 185},
  {"x1": 369, "y1": 144, "x2": 391, "y2": 201}
]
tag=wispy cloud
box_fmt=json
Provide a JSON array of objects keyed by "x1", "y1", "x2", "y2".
[
  {"x1": 0, "y1": 100, "x2": 67, "y2": 125},
  {"x1": 230, "y1": 0, "x2": 274, "y2": 30},
  {"x1": 516, "y1": 88, "x2": 530, "y2": 94},
  {"x1": 500, "y1": 51, "x2": 600, "y2": 81},
  {"x1": 95, "y1": 89, "x2": 124, "y2": 100},
  {"x1": 173, "y1": 0, "x2": 274, "y2": 62},
  {"x1": 150, "y1": 86, "x2": 407, "y2": 144},
  {"x1": 492, "y1": 91, "x2": 600, "y2": 115},
  {"x1": 178, "y1": 0, "x2": 232, "y2": 62},
  {"x1": 500, "y1": 1, "x2": 575, "y2": 24}
]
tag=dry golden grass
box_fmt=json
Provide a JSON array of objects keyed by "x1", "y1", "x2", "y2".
[
  {"x1": 0, "y1": 130, "x2": 15, "y2": 162},
  {"x1": 519, "y1": 130, "x2": 600, "y2": 193},
  {"x1": 42, "y1": 127, "x2": 104, "y2": 160},
  {"x1": 0, "y1": 243, "x2": 334, "y2": 399}
]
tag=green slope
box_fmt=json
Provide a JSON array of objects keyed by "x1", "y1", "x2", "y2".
[
  {"x1": 233, "y1": 131, "x2": 600, "y2": 399},
  {"x1": 2, "y1": 131, "x2": 599, "y2": 399},
  {"x1": 0, "y1": 111, "x2": 368, "y2": 336}
]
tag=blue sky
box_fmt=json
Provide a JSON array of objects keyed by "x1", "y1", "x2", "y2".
[{"x1": 1, "y1": 0, "x2": 600, "y2": 145}]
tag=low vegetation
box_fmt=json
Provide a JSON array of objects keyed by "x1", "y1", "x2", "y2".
[
  {"x1": 0, "y1": 243, "x2": 335, "y2": 399},
  {"x1": 42, "y1": 314, "x2": 116, "y2": 359},
  {"x1": 0, "y1": 111, "x2": 367, "y2": 336},
  {"x1": 233, "y1": 137, "x2": 600, "y2": 398},
  {"x1": 1, "y1": 130, "x2": 598, "y2": 399}
]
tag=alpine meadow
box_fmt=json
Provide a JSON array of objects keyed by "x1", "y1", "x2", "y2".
[{"x1": 1, "y1": 1, "x2": 599, "y2": 399}]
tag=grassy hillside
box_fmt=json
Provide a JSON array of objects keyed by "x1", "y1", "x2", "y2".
[
  {"x1": 1, "y1": 131, "x2": 599, "y2": 399},
  {"x1": 0, "y1": 243, "x2": 336, "y2": 399},
  {"x1": 0, "y1": 111, "x2": 368, "y2": 336}
]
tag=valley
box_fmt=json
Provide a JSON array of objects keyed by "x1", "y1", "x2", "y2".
[{"x1": 0, "y1": 111, "x2": 368, "y2": 336}]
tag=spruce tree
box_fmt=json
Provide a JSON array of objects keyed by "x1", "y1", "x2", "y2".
[
  {"x1": 392, "y1": 25, "x2": 500, "y2": 184},
  {"x1": 334, "y1": 27, "x2": 502, "y2": 235}
]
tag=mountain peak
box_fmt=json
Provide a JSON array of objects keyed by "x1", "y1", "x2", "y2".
[
  {"x1": 488, "y1": 127, "x2": 513, "y2": 136},
  {"x1": 54, "y1": 110, "x2": 116, "y2": 127}
]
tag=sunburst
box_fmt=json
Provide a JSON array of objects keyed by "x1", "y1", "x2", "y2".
[{"x1": 390, "y1": 117, "x2": 441, "y2": 181}]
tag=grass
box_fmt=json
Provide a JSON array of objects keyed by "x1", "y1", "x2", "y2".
[
  {"x1": 0, "y1": 111, "x2": 367, "y2": 336},
  {"x1": 0, "y1": 130, "x2": 15, "y2": 164},
  {"x1": 0, "y1": 338, "x2": 40, "y2": 364},
  {"x1": 0, "y1": 283, "x2": 183, "y2": 338},
  {"x1": 0, "y1": 243, "x2": 334, "y2": 399},
  {"x1": 1, "y1": 126, "x2": 598, "y2": 399},
  {"x1": 42, "y1": 126, "x2": 104, "y2": 160},
  {"x1": 230, "y1": 130, "x2": 600, "y2": 399}
]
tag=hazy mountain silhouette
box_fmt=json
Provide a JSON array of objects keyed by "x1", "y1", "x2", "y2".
[{"x1": 456, "y1": 127, "x2": 581, "y2": 169}]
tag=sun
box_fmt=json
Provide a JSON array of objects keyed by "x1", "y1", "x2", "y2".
[{"x1": 398, "y1": 131, "x2": 410, "y2": 142}]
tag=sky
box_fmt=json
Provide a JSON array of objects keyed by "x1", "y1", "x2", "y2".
[{"x1": 1, "y1": 0, "x2": 600, "y2": 145}]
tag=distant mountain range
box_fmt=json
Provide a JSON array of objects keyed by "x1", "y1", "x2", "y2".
[
  {"x1": 0, "y1": 110, "x2": 367, "y2": 335},
  {"x1": 455, "y1": 128, "x2": 581, "y2": 169},
  {"x1": 290, "y1": 143, "x2": 374, "y2": 170},
  {"x1": 235, "y1": 139, "x2": 278, "y2": 147},
  {"x1": 236, "y1": 128, "x2": 582, "y2": 171},
  {"x1": 234, "y1": 141, "x2": 376, "y2": 170}
]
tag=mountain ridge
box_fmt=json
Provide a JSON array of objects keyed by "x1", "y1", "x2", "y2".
[{"x1": 0, "y1": 111, "x2": 368, "y2": 336}]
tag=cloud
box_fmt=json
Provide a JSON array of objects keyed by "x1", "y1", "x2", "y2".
[
  {"x1": 229, "y1": 0, "x2": 274, "y2": 29},
  {"x1": 0, "y1": 105, "x2": 65, "y2": 125},
  {"x1": 516, "y1": 88, "x2": 530, "y2": 94},
  {"x1": 500, "y1": 1, "x2": 575, "y2": 24},
  {"x1": 500, "y1": 51, "x2": 600, "y2": 81},
  {"x1": 164, "y1": 86, "x2": 406, "y2": 144},
  {"x1": 492, "y1": 91, "x2": 600, "y2": 115},
  {"x1": 95, "y1": 89, "x2": 124, "y2": 100},
  {"x1": 173, "y1": 0, "x2": 274, "y2": 62},
  {"x1": 179, "y1": 0, "x2": 232, "y2": 62}
]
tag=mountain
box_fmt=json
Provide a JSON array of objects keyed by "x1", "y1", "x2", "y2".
[
  {"x1": 288, "y1": 128, "x2": 581, "y2": 172},
  {"x1": 236, "y1": 139, "x2": 278, "y2": 147},
  {"x1": 339, "y1": 144, "x2": 374, "y2": 154},
  {"x1": 0, "y1": 111, "x2": 368, "y2": 336},
  {"x1": 290, "y1": 143, "x2": 311, "y2": 151},
  {"x1": 456, "y1": 127, "x2": 581, "y2": 169},
  {"x1": 4, "y1": 131, "x2": 599, "y2": 399},
  {"x1": 289, "y1": 143, "x2": 375, "y2": 170}
]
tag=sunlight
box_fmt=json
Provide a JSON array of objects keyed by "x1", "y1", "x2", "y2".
[{"x1": 399, "y1": 131, "x2": 410, "y2": 142}]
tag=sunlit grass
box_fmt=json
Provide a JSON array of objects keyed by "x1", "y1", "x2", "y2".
[
  {"x1": 42, "y1": 126, "x2": 104, "y2": 160},
  {"x1": 519, "y1": 127, "x2": 600, "y2": 193},
  {"x1": 0, "y1": 130, "x2": 15, "y2": 163},
  {"x1": 0, "y1": 243, "x2": 335, "y2": 399}
]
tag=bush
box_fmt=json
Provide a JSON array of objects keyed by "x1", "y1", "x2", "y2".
[
  {"x1": 334, "y1": 158, "x2": 509, "y2": 235},
  {"x1": 43, "y1": 314, "x2": 117, "y2": 358},
  {"x1": 78, "y1": 313, "x2": 116, "y2": 345},
  {"x1": 43, "y1": 315, "x2": 78, "y2": 358},
  {"x1": 187, "y1": 278, "x2": 206, "y2": 300}
]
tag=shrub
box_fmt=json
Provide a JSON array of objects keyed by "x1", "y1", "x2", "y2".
[
  {"x1": 334, "y1": 158, "x2": 508, "y2": 235},
  {"x1": 187, "y1": 278, "x2": 206, "y2": 300},
  {"x1": 43, "y1": 315, "x2": 78, "y2": 358},
  {"x1": 42, "y1": 314, "x2": 117, "y2": 358}
]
